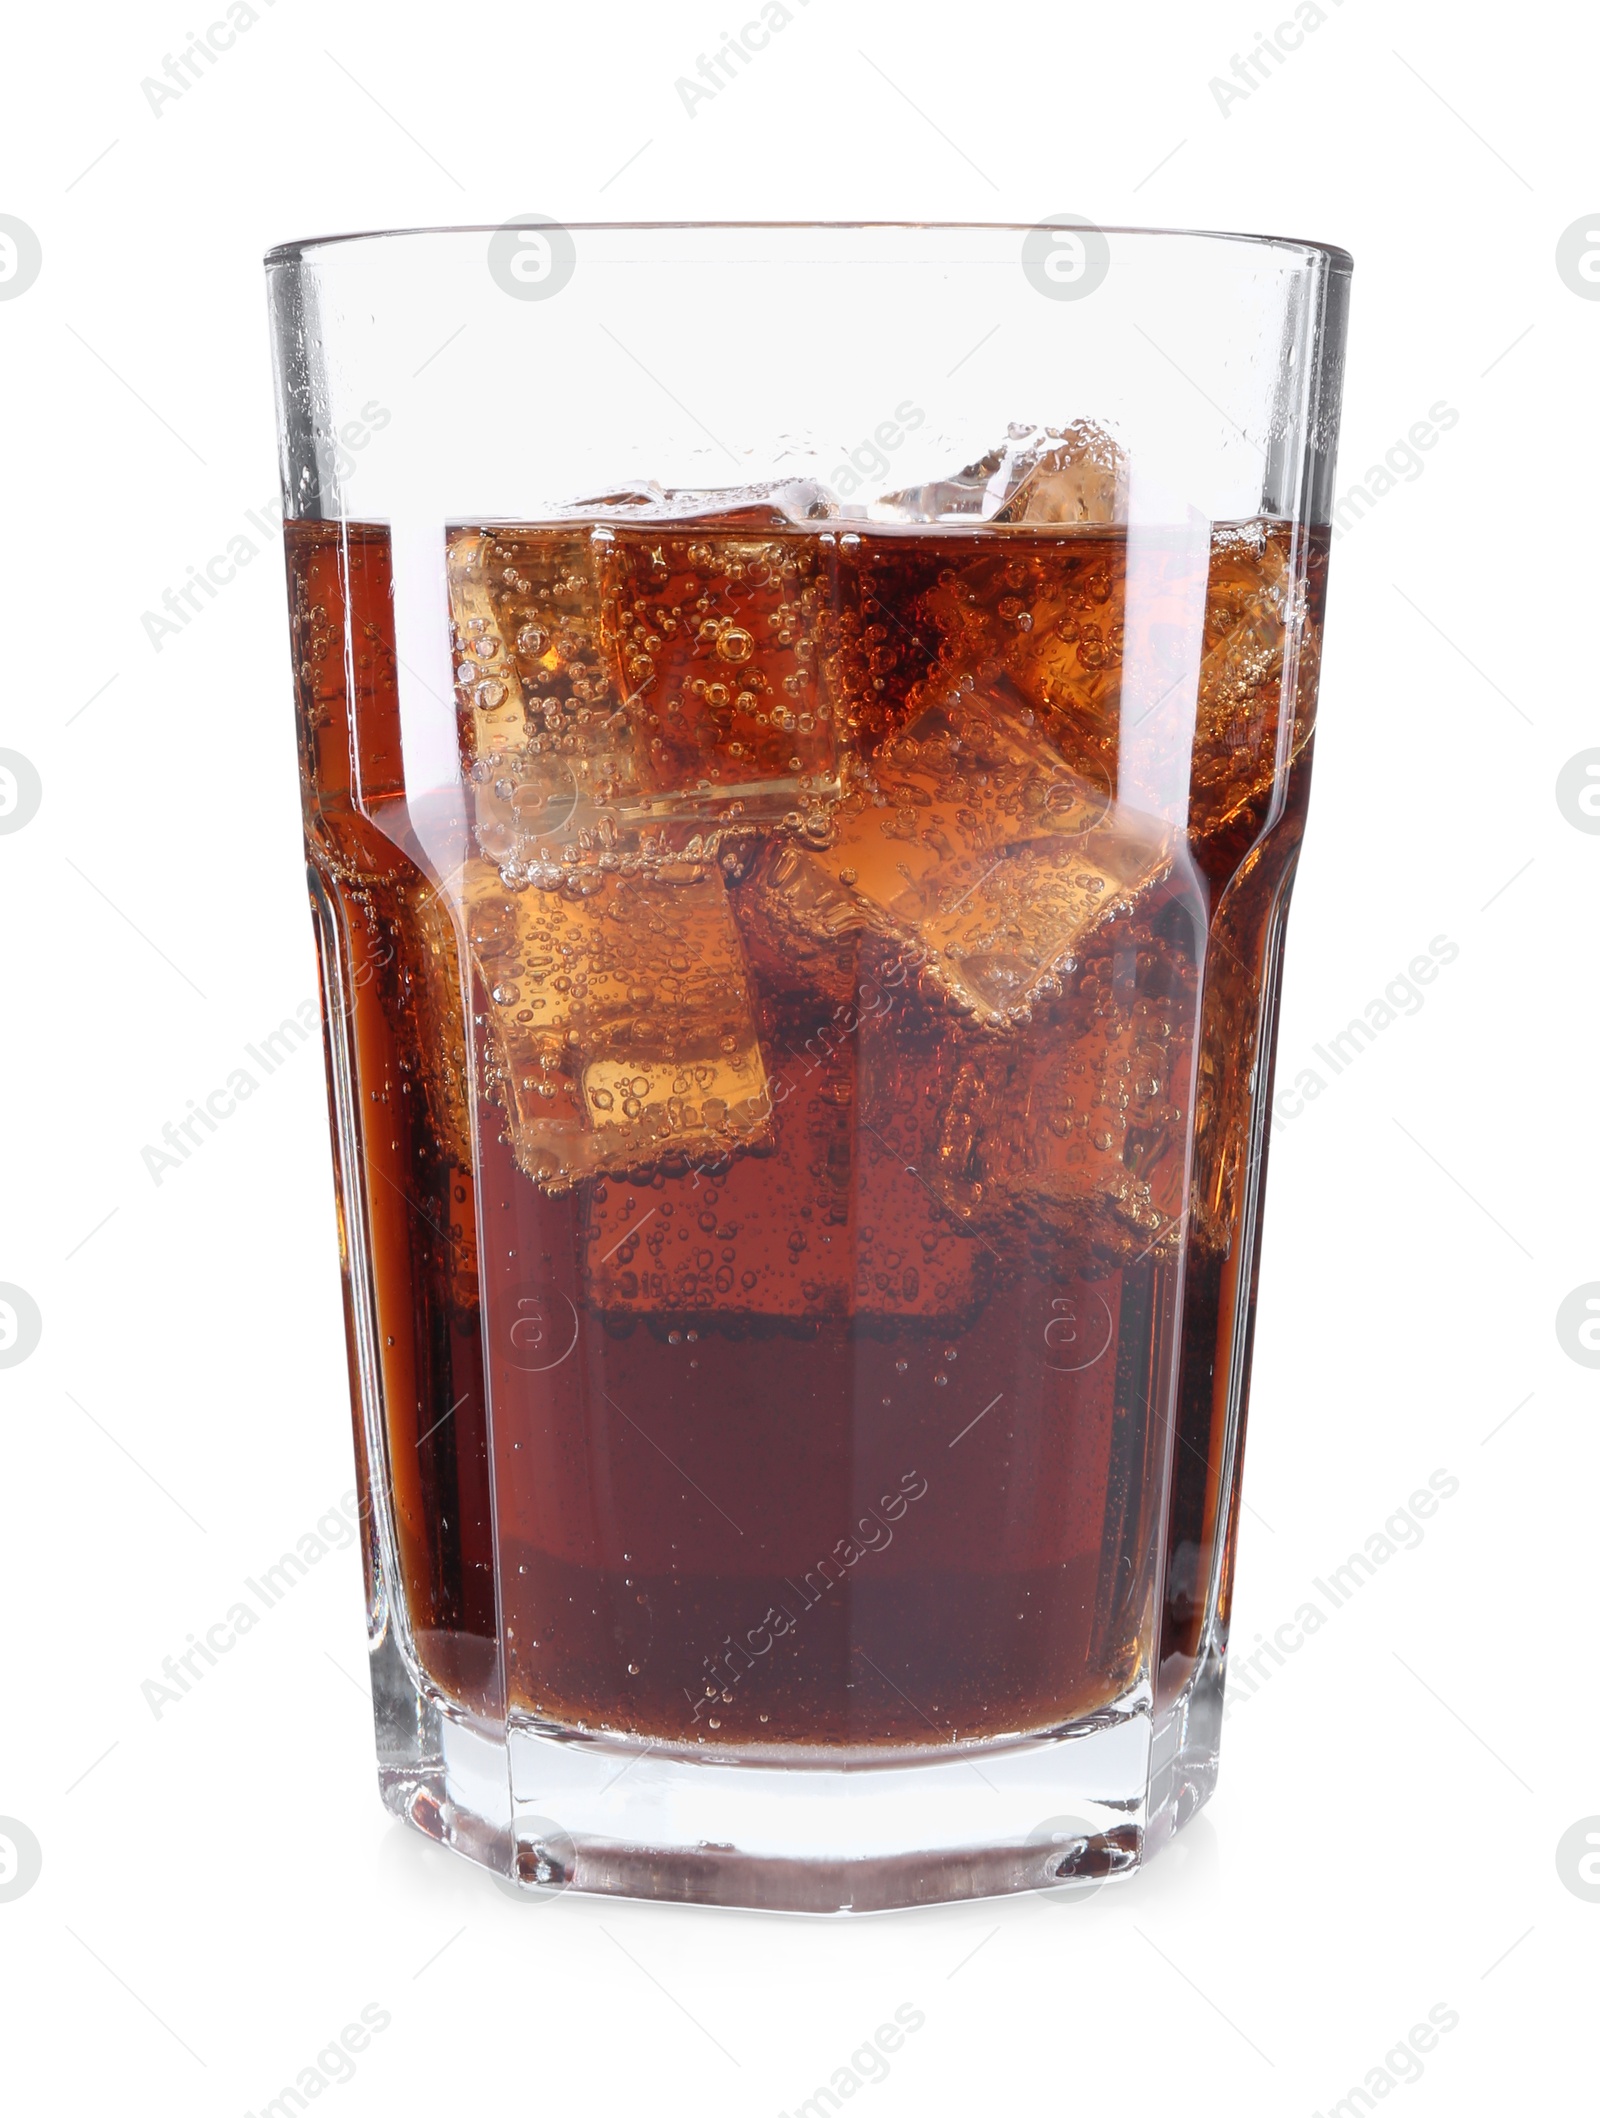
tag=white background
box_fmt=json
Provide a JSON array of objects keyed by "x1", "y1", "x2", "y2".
[{"x1": 2, "y1": 1, "x2": 1595, "y2": 2110}]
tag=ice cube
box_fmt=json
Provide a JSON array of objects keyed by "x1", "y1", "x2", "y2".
[
  {"x1": 446, "y1": 527, "x2": 642, "y2": 867},
  {"x1": 823, "y1": 531, "x2": 951, "y2": 756},
  {"x1": 580, "y1": 1085, "x2": 985, "y2": 1321},
  {"x1": 744, "y1": 693, "x2": 1169, "y2": 1024},
  {"x1": 877, "y1": 420, "x2": 1125, "y2": 525},
  {"x1": 897, "y1": 832, "x2": 1169, "y2": 1023},
  {"x1": 462, "y1": 856, "x2": 770, "y2": 1190},
  {"x1": 581, "y1": 929, "x2": 986, "y2": 1319},
  {"x1": 738, "y1": 907, "x2": 987, "y2": 1321},
  {"x1": 932, "y1": 906, "x2": 1199, "y2": 1264},
  {"x1": 891, "y1": 529, "x2": 1127, "y2": 787},
  {"x1": 926, "y1": 518, "x2": 1321, "y2": 851},
  {"x1": 1189, "y1": 520, "x2": 1319, "y2": 844},
  {"x1": 849, "y1": 941, "x2": 992, "y2": 1312},
  {"x1": 601, "y1": 524, "x2": 842, "y2": 822},
  {"x1": 450, "y1": 513, "x2": 849, "y2": 844},
  {"x1": 822, "y1": 516, "x2": 1125, "y2": 772},
  {"x1": 581, "y1": 1049, "x2": 855, "y2": 1319},
  {"x1": 994, "y1": 421, "x2": 1127, "y2": 525},
  {"x1": 569, "y1": 479, "x2": 838, "y2": 527},
  {"x1": 733, "y1": 834, "x2": 866, "y2": 978},
  {"x1": 872, "y1": 461, "x2": 994, "y2": 525}
]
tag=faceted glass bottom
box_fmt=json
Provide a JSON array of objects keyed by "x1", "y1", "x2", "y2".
[{"x1": 372, "y1": 1624, "x2": 1224, "y2": 1914}]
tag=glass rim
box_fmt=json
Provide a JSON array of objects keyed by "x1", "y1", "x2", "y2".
[{"x1": 263, "y1": 219, "x2": 1353, "y2": 273}]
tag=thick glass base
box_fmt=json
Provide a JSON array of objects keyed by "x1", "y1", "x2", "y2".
[{"x1": 375, "y1": 1629, "x2": 1225, "y2": 1914}]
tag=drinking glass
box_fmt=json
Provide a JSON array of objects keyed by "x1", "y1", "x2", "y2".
[{"x1": 265, "y1": 220, "x2": 1350, "y2": 1911}]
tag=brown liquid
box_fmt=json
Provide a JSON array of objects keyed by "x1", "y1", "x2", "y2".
[{"x1": 287, "y1": 510, "x2": 1323, "y2": 1753}]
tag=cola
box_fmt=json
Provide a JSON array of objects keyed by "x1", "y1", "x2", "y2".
[{"x1": 287, "y1": 494, "x2": 1324, "y2": 1755}]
